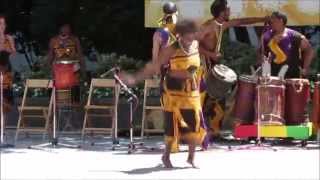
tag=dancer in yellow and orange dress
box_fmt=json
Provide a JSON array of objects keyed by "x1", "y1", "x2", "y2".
[{"x1": 122, "y1": 19, "x2": 206, "y2": 168}]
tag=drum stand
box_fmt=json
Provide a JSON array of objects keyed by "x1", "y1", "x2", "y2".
[
  {"x1": 0, "y1": 72, "x2": 14, "y2": 148},
  {"x1": 50, "y1": 84, "x2": 80, "y2": 148},
  {"x1": 229, "y1": 82, "x2": 277, "y2": 151}
]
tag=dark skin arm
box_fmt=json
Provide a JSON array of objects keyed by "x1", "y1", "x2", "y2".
[
  {"x1": 123, "y1": 45, "x2": 179, "y2": 85},
  {"x1": 198, "y1": 17, "x2": 267, "y2": 61},
  {"x1": 198, "y1": 45, "x2": 221, "y2": 62},
  {"x1": 300, "y1": 36, "x2": 314, "y2": 76},
  {"x1": 223, "y1": 17, "x2": 268, "y2": 30},
  {"x1": 152, "y1": 32, "x2": 161, "y2": 64},
  {"x1": 197, "y1": 25, "x2": 222, "y2": 62}
]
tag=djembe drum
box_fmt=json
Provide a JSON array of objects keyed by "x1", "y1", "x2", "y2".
[
  {"x1": 53, "y1": 60, "x2": 79, "y2": 89},
  {"x1": 255, "y1": 76, "x2": 285, "y2": 125},
  {"x1": 205, "y1": 64, "x2": 237, "y2": 100},
  {"x1": 285, "y1": 79, "x2": 310, "y2": 125},
  {"x1": 53, "y1": 60, "x2": 80, "y2": 105},
  {"x1": 233, "y1": 75, "x2": 257, "y2": 124}
]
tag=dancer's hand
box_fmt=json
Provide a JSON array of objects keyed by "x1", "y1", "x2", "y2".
[{"x1": 119, "y1": 72, "x2": 136, "y2": 86}]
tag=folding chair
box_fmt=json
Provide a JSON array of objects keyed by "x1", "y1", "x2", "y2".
[
  {"x1": 15, "y1": 79, "x2": 53, "y2": 142},
  {"x1": 140, "y1": 79, "x2": 163, "y2": 138},
  {"x1": 81, "y1": 78, "x2": 119, "y2": 143}
]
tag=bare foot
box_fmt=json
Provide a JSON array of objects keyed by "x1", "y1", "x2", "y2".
[
  {"x1": 161, "y1": 155, "x2": 173, "y2": 168},
  {"x1": 187, "y1": 158, "x2": 198, "y2": 169}
]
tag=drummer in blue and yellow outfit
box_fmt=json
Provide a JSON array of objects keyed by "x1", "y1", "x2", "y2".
[{"x1": 123, "y1": 19, "x2": 206, "y2": 168}]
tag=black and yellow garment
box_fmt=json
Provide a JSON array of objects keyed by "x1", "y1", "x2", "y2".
[
  {"x1": 199, "y1": 61, "x2": 224, "y2": 138},
  {"x1": 52, "y1": 36, "x2": 78, "y2": 61},
  {"x1": 162, "y1": 41, "x2": 207, "y2": 152},
  {"x1": 0, "y1": 35, "x2": 14, "y2": 109},
  {"x1": 201, "y1": 92, "x2": 225, "y2": 137}
]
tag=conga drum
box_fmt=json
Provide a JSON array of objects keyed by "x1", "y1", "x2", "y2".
[
  {"x1": 53, "y1": 60, "x2": 79, "y2": 89},
  {"x1": 312, "y1": 81, "x2": 320, "y2": 130},
  {"x1": 205, "y1": 64, "x2": 237, "y2": 100},
  {"x1": 255, "y1": 76, "x2": 285, "y2": 125},
  {"x1": 285, "y1": 79, "x2": 310, "y2": 125},
  {"x1": 233, "y1": 75, "x2": 257, "y2": 124}
]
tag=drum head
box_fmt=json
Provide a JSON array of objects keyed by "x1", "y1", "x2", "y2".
[
  {"x1": 213, "y1": 64, "x2": 237, "y2": 83},
  {"x1": 285, "y1": 78, "x2": 310, "y2": 85},
  {"x1": 239, "y1": 75, "x2": 257, "y2": 83},
  {"x1": 259, "y1": 76, "x2": 284, "y2": 86}
]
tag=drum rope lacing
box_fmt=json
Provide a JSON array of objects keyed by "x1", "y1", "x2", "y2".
[{"x1": 292, "y1": 80, "x2": 304, "y2": 93}]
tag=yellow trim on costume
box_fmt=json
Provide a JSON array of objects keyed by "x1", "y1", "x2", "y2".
[
  {"x1": 268, "y1": 38, "x2": 287, "y2": 64},
  {"x1": 170, "y1": 55, "x2": 200, "y2": 70}
]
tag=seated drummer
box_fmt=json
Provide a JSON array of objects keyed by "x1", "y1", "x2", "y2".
[
  {"x1": 48, "y1": 23, "x2": 85, "y2": 103},
  {"x1": 258, "y1": 12, "x2": 314, "y2": 78},
  {"x1": 0, "y1": 15, "x2": 16, "y2": 112}
]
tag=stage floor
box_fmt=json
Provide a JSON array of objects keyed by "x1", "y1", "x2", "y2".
[{"x1": 1, "y1": 132, "x2": 319, "y2": 180}]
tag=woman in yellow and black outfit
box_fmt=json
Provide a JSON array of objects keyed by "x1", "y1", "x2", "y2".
[
  {"x1": 0, "y1": 15, "x2": 16, "y2": 113},
  {"x1": 123, "y1": 19, "x2": 206, "y2": 168}
]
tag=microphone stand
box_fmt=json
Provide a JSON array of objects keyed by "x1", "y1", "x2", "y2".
[
  {"x1": 112, "y1": 72, "x2": 151, "y2": 154},
  {"x1": 0, "y1": 72, "x2": 14, "y2": 148}
]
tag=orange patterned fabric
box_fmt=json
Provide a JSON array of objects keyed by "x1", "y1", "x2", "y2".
[{"x1": 52, "y1": 37, "x2": 78, "y2": 60}]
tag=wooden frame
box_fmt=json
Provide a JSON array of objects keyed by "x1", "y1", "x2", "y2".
[
  {"x1": 15, "y1": 79, "x2": 53, "y2": 143},
  {"x1": 140, "y1": 79, "x2": 163, "y2": 138},
  {"x1": 81, "y1": 79, "x2": 120, "y2": 141}
]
